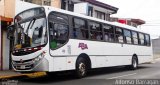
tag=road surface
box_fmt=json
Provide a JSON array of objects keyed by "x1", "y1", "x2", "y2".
[{"x1": 2, "y1": 61, "x2": 160, "y2": 85}]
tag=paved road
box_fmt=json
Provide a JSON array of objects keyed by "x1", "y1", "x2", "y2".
[{"x1": 2, "y1": 61, "x2": 160, "y2": 85}]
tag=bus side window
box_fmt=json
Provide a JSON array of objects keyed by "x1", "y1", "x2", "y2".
[
  {"x1": 103, "y1": 24, "x2": 114, "y2": 42},
  {"x1": 115, "y1": 27, "x2": 124, "y2": 43},
  {"x1": 123, "y1": 29, "x2": 132, "y2": 44},
  {"x1": 48, "y1": 12, "x2": 69, "y2": 49},
  {"x1": 139, "y1": 33, "x2": 145, "y2": 45},
  {"x1": 132, "y1": 31, "x2": 138, "y2": 45},
  {"x1": 145, "y1": 34, "x2": 151, "y2": 46},
  {"x1": 89, "y1": 21, "x2": 102, "y2": 41},
  {"x1": 73, "y1": 18, "x2": 88, "y2": 39}
]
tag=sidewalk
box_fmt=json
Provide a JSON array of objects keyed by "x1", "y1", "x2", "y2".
[
  {"x1": 0, "y1": 70, "x2": 46, "y2": 79},
  {"x1": 0, "y1": 70, "x2": 22, "y2": 79},
  {"x1": 0, "y1": 70, "x2": 21, "y2": 77},
  {"x1": 152, "y1": 58, "x2": 160, "y2": 63}
]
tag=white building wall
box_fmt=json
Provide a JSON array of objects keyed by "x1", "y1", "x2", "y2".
[
  {"x1": 74, "y1": 2, "x2": 114, "y2": 20},
  {"x1": 74, "y1": 3, "x2": 89, "y2": 15},
  {"x1": 92, "y1": 4, "x2": 113, "y2": 16}
]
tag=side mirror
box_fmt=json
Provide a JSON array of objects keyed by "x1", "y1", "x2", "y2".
[{"x1": 7, "y1": 25, "x2": 15, "y2": 40}]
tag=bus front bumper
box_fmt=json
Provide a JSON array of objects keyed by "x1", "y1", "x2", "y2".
[{"x1": 12, "y1": 57, "x2": 49, "y2": 72}]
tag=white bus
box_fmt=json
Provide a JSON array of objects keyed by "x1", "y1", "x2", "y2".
[{"x1": 8, "y1": 6, "x2": 153, "y2": 78}]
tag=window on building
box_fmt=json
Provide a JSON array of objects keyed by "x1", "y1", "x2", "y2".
[
  {"x1": 131, "y1": 22, "x2": 138, "y2": 27},
  {"x1": 24, "y1": 0, "x2": 32, "y2": 3},
  {"x1": 115, "y1": 27, "x2": 124, "y2": 43},
  {"x1": 124, "y1": 29, "x2": 132, "y2": 44},
  {"x1": 95, "y1": 10, "x2": 105, "y2": 20},
  {"x1": 61, "y1": 0, "x2": 66, "y2": 10},
  {"x1": 106, "y1": 14, "x2": 110, "y2": 21},
  {"x1": 132, "y1": 31, "x2": 138, "y2": 44},
  {"x1": 88, "y1": 6, "x2": 93, "y2": 17},
  {"x1": 68, "y1": 1, "x2": 74, "y2": 11},
  {"x1": 139, "y1": 33, "x2": 145, "y2": 45},
  {"x1": 89, "y1": 22, "x2": 102, "y2": 41},
  {"x1": 145, "y1": 34, "x2": 150, "y2": 46},
  {"x1": 73, "y1": 18, "x2": 89, "y2": 39},
  {"x1": 103, "y1": 24, "x2": 114, "y2": 42},
  {"x1": 61, "y1": 0, "x2": 74, "y2": 11},
  {"x1": 43, "y1": 0, "x2": 51, "y2": 6}
]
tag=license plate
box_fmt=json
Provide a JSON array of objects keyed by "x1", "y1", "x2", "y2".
[{"x1": 20, "y1": 65, "x2": 25, "y2": 69}]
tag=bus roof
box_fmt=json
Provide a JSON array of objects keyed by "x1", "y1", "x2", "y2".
[
  {"x1": 16, "y1": 6, "x2": 148, "y2": 34},
  {"x1": 44, "y1": 6, "x2": 147, "y2": 34}
]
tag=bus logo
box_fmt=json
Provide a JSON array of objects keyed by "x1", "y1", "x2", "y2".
[
  {"x1": 78, "y1": 43, "x2": 88, "y2": 50},
  {"x1": 20, "y1": 59, "x2": 24, "y2": 63}
]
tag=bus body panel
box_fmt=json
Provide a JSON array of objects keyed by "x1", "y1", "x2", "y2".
[
  {"x1": 11, "y1": 6, "x2": 153, "y2": 72},
  {"x1": 49, "y1": 39, "x2": 152, "y2": 72}
]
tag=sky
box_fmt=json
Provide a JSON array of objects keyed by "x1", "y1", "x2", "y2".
[{"x1": 97, "y1": 0, "x2": 160, "y2": 39}]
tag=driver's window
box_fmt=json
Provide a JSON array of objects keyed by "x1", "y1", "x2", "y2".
[{"x1": 32, "y1": 27, "x2": 43, "y2": 44}]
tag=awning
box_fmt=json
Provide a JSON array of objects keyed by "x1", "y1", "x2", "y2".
[{"x1": 0, "y1": 16, "x2": 13, "y2": 22}]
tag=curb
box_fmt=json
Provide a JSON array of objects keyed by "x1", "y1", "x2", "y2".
[
  {"x1": 153, "y1": 58, "x2": 160, "y2": 63},
  {"x1": 148, "y1": 58, "x2": 160, "y2": 64},
  {"x1": 0, "y1": 74, "x2": 27, "y2": 80},
  {"x1": 0, "y1": 72, "x2": 46, "y2": 80}
]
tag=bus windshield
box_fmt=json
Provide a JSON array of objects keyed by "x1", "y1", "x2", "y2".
[{"x1": 13, "y1": 8, "x2": 47, "y2": 49}]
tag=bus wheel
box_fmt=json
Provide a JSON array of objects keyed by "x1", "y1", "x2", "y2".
[
  {"x1": 76, "y1": 58, "x2": 87, "y2": 78},
  {"x1": 130, "y1": 57, "x2": 138, "y2": 70}
]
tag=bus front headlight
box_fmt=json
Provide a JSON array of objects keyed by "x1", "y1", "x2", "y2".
[{"x1": 33, "y1": 51, "x2": 46, "y2": 62}]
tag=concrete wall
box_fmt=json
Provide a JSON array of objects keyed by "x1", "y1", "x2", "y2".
[
  {"x1": 4, "y1": 0, "x2": 16, "y2": 18},
  {"x1": 51, "y1": 0, "x2": 61, "y2": 8},
  {"x1": 0, "y1": 20, "x2": 1, "y2": 70},
  {"x1": 0, "y1": 0, "x2": 16, "y2": 18},
  {"x1": 32, "y1": 0, "x2": 42, "y2": 5},
  {"x1": 152, "y1": 38, "x2": 160, "y2": 59},
  {"x1": 2, "y1": 30, "x2": 10, "y2": 70},
  {"x1": 0, "y1": 0, "x2": 5, "y2": 16}
]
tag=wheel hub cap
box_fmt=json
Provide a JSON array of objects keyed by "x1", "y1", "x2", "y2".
[{"x1": 79, "y1": 63, "x2": 86, "y2": 76}]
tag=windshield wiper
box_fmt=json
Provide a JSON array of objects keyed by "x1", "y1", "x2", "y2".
[{"x1": 26, "y1": 18, "x2": 36, "y2": 35}]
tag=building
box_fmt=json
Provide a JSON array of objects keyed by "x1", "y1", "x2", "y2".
[
  {"x1": 0, "y1": 0, "x2": 39, "y2": 70},
  {"x1": 152, "y1": 37, "x2": 160, "y2": 59},
  {"x1": 73, "y1": 0, "x2": 118, "y2": 21},
  {"x1": 0, "y1": 16, "x2": 13, "y2": 70},
  {"x1": 22, "y1": 0, "x2": 119, "y2": 21},
  {"x1": 0, "y1": 0, "x2": 14, "y2": 70},
  {"x1": 110, "y1": 17, "x2": 146, "y2": 28}
]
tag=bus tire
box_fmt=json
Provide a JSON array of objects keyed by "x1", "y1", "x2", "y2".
[
  {"x1": 130, "y1": 56, "x2": 138, "y2": 70},
  {"x1": 75, "y1": 57, "x2": 87, "y2": 78}
]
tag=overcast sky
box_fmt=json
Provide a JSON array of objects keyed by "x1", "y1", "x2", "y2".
[{"x1": 97, "y1": 0, "x2": 160, "y2": 39}]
